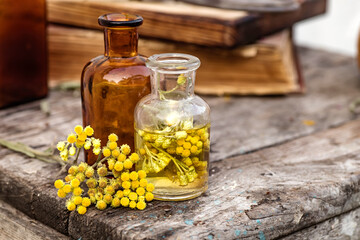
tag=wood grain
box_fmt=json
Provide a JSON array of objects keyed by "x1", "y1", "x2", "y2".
[
  {"x1": 46, "y1": 0, "x2": 326, "y2": 47},
  {"x1": 0, "y1": 200, "x2": 69, "y2": 240}
]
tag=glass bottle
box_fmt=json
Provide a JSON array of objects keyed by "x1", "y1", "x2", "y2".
[
  {"x1": 81, "y1": 13, "x2": 151, "y2": 165},
  {"x1": 0, "y1": 0, "x2": 48, "y2": 108},
  {"x1": 134, "y1": 53, "x2": 210, "y2": 201}
]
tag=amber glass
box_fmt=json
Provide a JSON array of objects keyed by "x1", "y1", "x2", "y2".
[
  {"x1": 0, "y1": 0, "x2": 48, "y2": 108},
  {"x1": 81, "y1": 13, "x2": 151, "y2": 165}
]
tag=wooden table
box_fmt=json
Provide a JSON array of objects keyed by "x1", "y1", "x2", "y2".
[{"x1": 1, "y1": 48, "x2": 360, "y2": 239}]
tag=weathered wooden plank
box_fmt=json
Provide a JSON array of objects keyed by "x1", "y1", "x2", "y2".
[
  {"x1": 281, "y1": 207, "x2": 360, "y2": 240},
  {"x1": 0, "y1": 200, "x2": 69, "y2": 240}
]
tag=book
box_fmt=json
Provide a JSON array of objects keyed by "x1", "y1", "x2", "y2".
[
  {"x1": 48, "y1": 24, "x2": 303, "y2": 95},
  {"x1": 47, "y1": 0, "x2": 326, "y2": 47}
]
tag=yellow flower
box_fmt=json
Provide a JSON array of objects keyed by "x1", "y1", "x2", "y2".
[
  {"x1": 123, "y1": 189, "x2": 131, "y2": 196},
  {"x1": 136, "y1": 201, "x2": 146, "y2": 210},
  {"x1": 64, "y1": 175, "x2": 74, "y2": 182},
  {"x1": 139, "y1": 179, "x2": 148, "y2": 188},
  {"x1": 120, "y1": 144, "x2": 131, "y2": 155},
  {"x1": 117, "y1": 153, "x2": 126, "y2": 162},
  {"x1": 131, "y1": 180, "x2": 140, "y2": 189},
  {"x1": 54, "y1": 179, "x2": 64, "y2": 189},
  {"x1": 138, "y1": 170, "x2": 147, "y2": 179},
  {"x1": 112, "y1": 169, "x2": 121, "y2": 178},
  {"x1": 196, "y1": 128, "x2": 205, "y2": 136},
  {"x1": 167, "y1": 147, "x2": 176, "y2": 154},
  {"x1": 115, "y1": 190, "x2": 124, "y2": 199},
  {"x1": 136, "y1": 187, "x2": 145, "y2": 196},
  {"x1": 190, "y1": 136, "x2": 199, "y2": 145},
  {"x1": 84, "y1": 141, "x2": 91, "y2": 150},
  {"x1": 129, "y1": 201, "x2": 137, "y2": 209},
  {"x1": 67, "y1": 133, "x2": 77, "y2": 143},
  {"x1": 138, "y1": 196, "x2": 145, "y2": 202},
  {"x1": 122, "y1": 181, "x2": 131, "y2": 189},
  {"x1": 68, "y1": 166, "x2": 78, "y2": 175},
  {"x1": 181, "y1": 149, "x2": 191, "y2": 158},
  {"x1": 112, "y1": 149, "x2": 120, "y2": 158},
  {"x1": 177, "y1": 139, "x2": 185, "y2": 146},
  {"x1": 66, "y1": 201, "x2": 76, "y2": 211},
  {"x1": 114, "y1": 161, "x2": 124, "y2": 172},
  {"x1": 102, "y1": 148, "x2": 111, "y2": 157},
  {"x1": 72, "y1": 187, "x2": 83, "y2": 196},
  {"x1": 60, "y1": 149, "x2": 68, "y2": 161},
  {"x1": 87, "y1": 188, "x2": 97, "y2": 196},
  {"x1": 74, "y1": 125, "x2": 83, "y2": 135},
  {"x1": 176, "y1": 147, "x2": 184, "y2": 155},
  {"x1": 105, "y1": 185, "x2": 115, "y2": 195},
  {"x1": 57, "y1": 141, "x2": 65, "y2": 151},
  {"x1": 96, "y1": 200, "x2": 107, "y2": 210},
  {"x1": 81, "y1": 197, "x2": 91, "y2": 207},
  {"x1": 73, "y1": 196, "x2": 83, "y2": 205},
  {"x1": 77, "y1": 205, "x2": 87, "y2": 215},
  {"x1": 95, "y1": 192, "x2": 103, "y2": 201},
  {"x1": 111, "y1": 197, "x2": 121, "y2": 208},
  {"x1": 84, "y1": 126, "x2": 94, "y2": 136},
  {"x1": 129, "y1": 171, "x2": 138, "y2": 181},
  {"x1": 78, "y1": 162, "x2": 88, "y2": 173},
  {"x1": 196, "y1": 141, "x2": 203, "y2": 149},
  {"x1": 190, "y1": 145, "x2": 198, "y2": 154},
  {"x1": 177, "y1": 74, "x2": 187, "y2": 85},
  {"x1": 69, "y1": 146, "x2": 76, "y2": 156},
  {"x1": 184, "y1": 157, "x2": 192, "y2": 166},
  {"x1": 104, "y1": 194, "x2": 113, "y2": 204},
  {"x1": 70, "y1": 178, "x2": 80, "y2": 188},
  {"x1": 146, "y1": 183, "x2": 155, "y2": 192},
  {"x1": 57, "y1": 189, "x2": 66, "y2": 198},
  {"x1": 98, "y1": 177, "x2": 108, "y2": 188},
  {"x1": 201, "y1": 132, "x2": 209, "y2": 141},
  {"x1": 145, "y1": 192, "x2": 154, "y2": 202},
  {"x1": 85, "y1": 167, "x2": 94, "y2": 178},
  {"x1": 97, "y1": 166, "x2": 108, "y2": 177},
  {"x1": 129, "y1": 153, "x2": 139, "y2": 162},
  {"x1": 175, "y1": 131, "x2": 187, "y2": 139},
  {"x1": 139, "y1": 148, "x2": 146, "y2": 155},
  {"x1": 120, "y1": 197, "x2": 129, "y2": 207},
  {"x1": 121, "y1": 172, "x2": 130, "y2": 181},
  {"x1": 108, "y1": 141, "x2": 117, "y2": 150},
  {"x1": 76, "y1": 172, "x2": 86, "y2": 182},
  {"x1": 108, "y1": 133, "x2": 118, "y2": 142},
  {"x1": 128, "y1": 192, "x2": 138, "y2": 201},
  {"x1": 92, "y1": 138, "x2": 101, "y2": 148},
  {"x1": 62, "y1": 184, "x2": 72, "y2": 193},
  {"x1": 93, "y1": 147, "x2": 101, "y2": 155},
  {"x1": 183, "y1": 142, "x2": 191, "y2": 149},
  {"x1": 76, "y1": 139, "x2": 85, "y2": 148},
  {"x1": 123, "y1": 159, "x2": 133, "y2": 169}
]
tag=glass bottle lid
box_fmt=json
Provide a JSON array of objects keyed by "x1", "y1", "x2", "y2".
[{"x1": 98, "y1": 13, "x2": 143, "y2": 27}]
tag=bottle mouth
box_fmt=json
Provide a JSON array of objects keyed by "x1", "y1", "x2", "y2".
[
  {"x1": 98, "y1": 13, "x2": 143, "y2": 27},
  {"x1": 146, "y1": 53, "x2": 201, "y2": 73}
]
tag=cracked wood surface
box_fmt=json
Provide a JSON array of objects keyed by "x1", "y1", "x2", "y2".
[{"x1": 0, "y1": 48, "x2": 360, "y2": 239}]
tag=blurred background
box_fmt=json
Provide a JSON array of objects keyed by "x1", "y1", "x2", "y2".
[{"x1": 295, "y1": 0, "x2": 360, "y2": 57}]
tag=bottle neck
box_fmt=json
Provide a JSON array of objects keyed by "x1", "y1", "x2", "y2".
[
  {"x1": 151, "y1": 71, "x2": 195, "y2": 100},
  {"x1": 104, "y1": 27, "x2": 138, "y2": 57}
]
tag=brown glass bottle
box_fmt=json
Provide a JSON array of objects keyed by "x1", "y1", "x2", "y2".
[
  {"x1": 81, "y1": 13, "x2": 151, "y2": 165},
  {"x1": 0, "y1": 0, "x2": 48, "y2": 108}
]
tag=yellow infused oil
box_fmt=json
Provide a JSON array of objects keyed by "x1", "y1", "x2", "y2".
[{"x1": 135, "y1": 124, "x2": 210, "y2": 200}]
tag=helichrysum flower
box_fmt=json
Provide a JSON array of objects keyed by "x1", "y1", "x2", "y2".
[
  {"x1": 73, "y1": 196, "x2": 83, "y2": 205},
  {"x1": 123, "y1": 159, "x2": 133, "y2": 169},
  {"x1": 84, "y1": 141, "x2": 91, "y2": 150},
  {"x1": 104, "y1": 194, "x2": 113, "y2": 204},
  {"x1": 123, "y1": 189, "x2": 131, "y2": 197},
  {"x1": 70, "y1": 178, "x2": 80, "y2": 188},
  {"x1": 183, "y1": 142, "x2": 191, "y2": 149},
  {"x1": 108, "y1": 141, "x2": 117, "y2": 151},
  {"x1": 63, "y1": 184, "x2": 72, "y2": 194},
  {"x1": 97, "y1": 166, "x2": 108, "y2": 177},
  {"x1": 73, "y1": 187, "x2": 83, "y2": 196},
  {"x1": 54, "y1": 179, "x2": 64, "y2": 189},
  {"x1": 136, "y1": 201, "x2": 146, "y2": 210},
  {"x1": 104, "y1": 185, "x2": 115, "y2": 195},
  {"x1": 78, "y1": 162, "x2": 88, "y2": 173},
  {"x1": 138, "y1": 170, "x2": 147, "y2": 179},
  {"x1": 139, "y1": 179, "x2": 148, "y2": 188},
  {"x1": 60, "y1": 149, "x2": 69, "y2": 161},
  {"x1": 145, "y1": 192, "x2": 154, "y2": 201},
  {"x1": 84, "y1": 126, "x2": 94, "y2": 136},
  {"x1": 175, "y1": 131, "x2": 187, "y2": 139},
  {"x1": 128, "y1": 192, "x2": 138, "y2": 201},
  {"x1": 121, "y1": 172, "x2": 130, "y2": 182},
  {"x1": 120, "y1": 197, "x2": 129, "y2": 207},
  {"x1": 102, "y1": 147, "x2": 111, "y2": 157},
  {"x1": 107, "y1": 158, "x2": 115, "y2": 170},
  {"x1": 92, "y1": 138, "x2": 101, "y2": 148},
  {"x1": 68, "y1": 166, "x2": 78, "y2": 175},
  {"x1": 139, "y1": 148, "x2": 146, "y2": 155},
  {"x1": 66, "y1": 201, "x2": 76, "y2": 211},
  {"x1": 69, "y1": 146, "x2": 76, "y2": 156},
  {"x1": 93, "y1": 147, "x2": 101, "y2": 155},
  {"x1": 114, "y1": 161, "x2": 124, "y2": 172},
  {"x1": 136, "y1": 187, "x2": 145, "y2": 196},
  {"x1": 85, "y1": 167, "x2": 94, "y2": 178},
  {"x1": 146, "y1": 183, "x2": 155, "y2": 192},
  {"x1": 74, "y1": 125, "x2": 83, "y2": 134},
  {"x1": 129, "y1": 201, "x2": 137, "y2": 209},
  {"x1": 131, "y1": 181, "x2": 140, "y2": 190},
  {"x1": 129, "y1": 153, "x2": 139, "y2": 162},
  {"x1": 81, "y1": 197, "x2": 91, "y2": 207},
  {"x1": 57, "y1": 141, "x2": 65, "y2": 151},
  {"x1": 96, "y1": 200, "x2": 107, "y2": 210},
  {"x1": 120, "y1": 144, "x2": 131, "y2": 155},
  {"x1": 77, "y1": 206, "x2": 87, "y2": 215},
  {"x1": 117, "y1": 153, "x2": 126, "y2": 162},
  {"x1": 115, "y1": 190, "x2": 124, "y2": 199},
  {"x1": 112, "y1": 149, "x2": 120, "y2": 158},
  {"x1": 108, "y1": 133, "x2": 118, "y2": 142},
  {"x1": 122, "y1": 181, "x2": 131, "y2": 189},
  {"x1": 76, "y1": 172, "x2": 86, "y2": 182},
  {"x1": 98, "y1": 177, "x2": 108, "y2": 188},
  {"x1": 67, "y1": 133, "x2": 77, "y2": 143},
  {"x1": 57, "y1": 189, "x2": 66, "y2": 198},
  {"x1": 111, "y1": 197, "x2": 121, "y2": 208},
  {"x1": 64, "y1": 175, "x2": 74, "y2": 182},
  {"x1": 129, "y1": 171, "x2": 138, "y2": 181}
]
